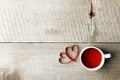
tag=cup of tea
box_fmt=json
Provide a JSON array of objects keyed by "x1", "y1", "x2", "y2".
[{"x1": 80, "y1": 46, "x2": 111, "y2": 71}]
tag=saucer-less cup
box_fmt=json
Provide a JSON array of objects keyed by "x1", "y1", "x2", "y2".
[{"x1": 80, "y1": 46, "x2": 111, "y2": 71}]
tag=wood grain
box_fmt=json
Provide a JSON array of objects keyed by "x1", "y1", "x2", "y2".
[
  {"x1": 92, "y1": 0, "x2": 120, "y2": 42},
  {"x1": 0, "y1": 0, "x2": 119, "y2": 42},
  {"x1": 0, "y1": 43, "x2": 119, "y2": 80}
]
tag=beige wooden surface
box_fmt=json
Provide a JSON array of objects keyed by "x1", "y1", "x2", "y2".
[
  {"x1": 0, "y1": 0, "x2": 119, "y2": 42},
  {"x1": 0, "y1": 43, "x2": 119, "y2": 80},
  {"x1": 0, "y1": 0, "x2": 120, "y2": 80}
]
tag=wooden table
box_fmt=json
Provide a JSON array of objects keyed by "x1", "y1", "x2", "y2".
[
  {"x1": 0, "y1": 0, "x2": 120, "y2": 80},
  {"x1": 0, "y1": 43, "x2": 120, "y2": 80},
  {"x1": 0, "y1": 0, "x2": 119, "y2": 42}
]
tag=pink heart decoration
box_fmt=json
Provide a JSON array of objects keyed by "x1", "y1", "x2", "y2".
[
  {"x1": 59, "y1": 52, "x2": 72, "y2": 64},
  {"x1": 65, "y1": 45, "x2": 79, "y2": 61},
  {"x1": 59, "y1": 45, "x2": 80, "y2": 64}
]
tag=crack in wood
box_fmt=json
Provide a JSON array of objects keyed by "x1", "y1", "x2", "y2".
[{"x1": 89, "y1": 1, "x2": 96, "y2": 19}]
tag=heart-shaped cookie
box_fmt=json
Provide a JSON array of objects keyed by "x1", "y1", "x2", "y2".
[
  {"x1": 65, "y1": 45, "x2": 79, "y2": 61},
  {"x1": 59, "y1": 52, "x2": 72, "y2": 64},
  {"x1": 59, "y1": 45, "x2": 80, "y2": 64}
]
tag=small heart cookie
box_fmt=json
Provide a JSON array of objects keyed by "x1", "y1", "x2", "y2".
[{"x1": 59, "y1": 52, "x2": 72, "y2": 64}]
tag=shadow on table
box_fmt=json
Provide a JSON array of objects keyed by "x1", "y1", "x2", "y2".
[{"x1": 96, "y1": 49, "x2": 120, "y2": 80}]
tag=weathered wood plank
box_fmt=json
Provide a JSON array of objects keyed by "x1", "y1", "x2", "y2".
[
  {"x1": 0, "y1": 0, "x2": 90, "y2": 42},
  {"x1": 92, "y1": 0, "x2": 120, "y2": 42},
  {"x1": 0, "y1": 0, "x2": 119, "y2": 42},
  {"x1": 0, "y1": 43, "x2": 119, "y2": 80}
]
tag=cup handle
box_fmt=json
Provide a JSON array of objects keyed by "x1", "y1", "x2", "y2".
[{"x1": 104, "y1": 54, "x2": 111, "y2": 59}]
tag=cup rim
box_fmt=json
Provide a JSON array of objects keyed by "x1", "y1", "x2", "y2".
[{"x1": 79, "y1": 46, "x2": 105, "y2": 71}]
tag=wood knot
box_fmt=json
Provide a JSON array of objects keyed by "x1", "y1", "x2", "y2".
[{"x1": 89, "y1": 2, "x2": 96, "y2": 19}]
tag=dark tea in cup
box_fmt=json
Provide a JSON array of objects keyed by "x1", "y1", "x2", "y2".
[{"x1": 81, "y1": 48, "x2": 102, "y2": 68}]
